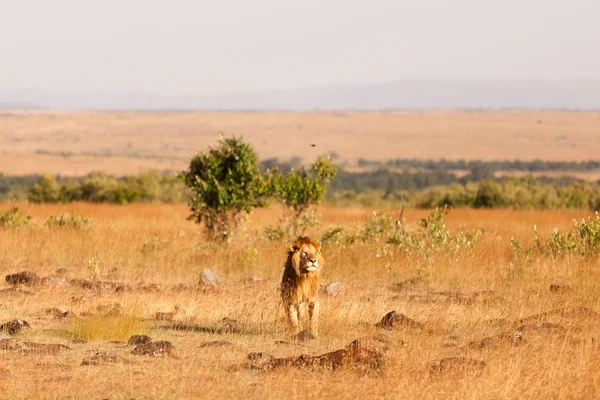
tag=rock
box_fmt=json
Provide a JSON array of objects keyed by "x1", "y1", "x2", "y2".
[
  {"x1": 247, "y1": 277, "x2": 265, "y2": 285},
  {"x1": 127, "y1": 335, "x2": 153, "y2": 346},
  {"x1": 0, "y1": 319, "x2": 30, "y2": 335},
  {"x1": 81, "y1": 351, "x2": 132, "y2": 366},
  {"x1": 238, "y1": 340, "x2": 384, "y2": 371},
  {"x1": 375, "y1": 311, "x2": 423, "y2": 330},
  {"x1": 322, "y1": 280, "x2": 342, "y2": 296},
  {"x1": 296, "y1": 330, "x2": 316, "y2": 342},
  {"x1": 131, "y1": 340, "x2": 177, "y2": 358},
  {"x1": 428, "y1": 357, "x2": 486, "y2": 375},
  {"x1": 5, "y1": 271, "x2": 40, "y2": 286},
  {"x1": 198, "y1": 340, "x2": 232, "y2": 348},
  {"x1": 199, "y1": 268, "x2": 219, "y2": 287},
  {"x1": 550, "y1": 284, "x2": 572, "y2": 293}
]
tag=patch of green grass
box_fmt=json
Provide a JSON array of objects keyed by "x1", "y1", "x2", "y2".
[{"x1": 67, "y1": 314, "x2": 147, "y2": 341}]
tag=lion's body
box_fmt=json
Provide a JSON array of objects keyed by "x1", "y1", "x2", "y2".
[{"x1": 281, "y1": 236, "x2": 324, "y2": 337}]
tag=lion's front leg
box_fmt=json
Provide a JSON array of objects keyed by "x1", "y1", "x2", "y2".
[
  {"x1": 286, "y1": 303, "x2": 301, "y2": 335},
  {"x1": 308, "y1": 300, "x2": 319, "y2": 337}
]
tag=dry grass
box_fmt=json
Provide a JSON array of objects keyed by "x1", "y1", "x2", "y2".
[
  {"x1": 0, "y1": 203, "x2": 599, "y2": 399},
  {"x1": 2, "y1": 110, "x2": 600, "y2": 176}
]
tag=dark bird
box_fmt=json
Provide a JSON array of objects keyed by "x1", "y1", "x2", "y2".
[{"x1": 310, "y1": 144, "x2": 316, "y2": 147}]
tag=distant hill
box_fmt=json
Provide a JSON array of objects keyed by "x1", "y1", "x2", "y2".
[{"x1": 1, "y1": 80, "x2": 600, "y2": 110}]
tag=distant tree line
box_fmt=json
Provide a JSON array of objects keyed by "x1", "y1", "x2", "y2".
[{"x1": 1, "y1": 157, "x2": 599, "y2": 211}]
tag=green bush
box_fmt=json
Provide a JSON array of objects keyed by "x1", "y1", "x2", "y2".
[
  {"x1": 0, "y1": 207, "x2": 32, "y2": 228},
  {"x1": 28, "y1": 174, "x2": 60, "y2": 203},
  {"x1": 180, "y1": 135, "x2": 267, "y2": 240},
  {"x1": 45, "y1": 213, "x2": 91, "y2": 230}
]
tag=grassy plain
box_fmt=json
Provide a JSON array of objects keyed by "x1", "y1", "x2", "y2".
[
  {"x1": 1, "y1": 110, "x2": 600, "y2": 176},
  {"x1": 1, "y1": 203, "x2": 599, "y2": 399}
]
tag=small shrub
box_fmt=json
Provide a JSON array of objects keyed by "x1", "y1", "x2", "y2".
[
  {"x1": 45, "y1": 213, "x2": 91, "y2": 230},
  {"x1": 0, "y1": 206, "x2": 32, "y2": 228}
]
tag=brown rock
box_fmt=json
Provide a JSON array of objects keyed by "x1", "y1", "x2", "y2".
[
  {"x1": 375, "y1": 311, "x2": 423, "y2": 330},
  {"x1": 296, "y1": 330, "x2": 316, "y2": 342},
  {"x1": 550, "y1": 284, "x2": 572, "y2": 293},
  {"x1": 127, "y1": 335, "x2": 153, "y2": 346},
  {"x1": 0, "y1": 319, "x2": 30, "y2": 335},
  {"x1": 5, "y1": 271, "x2": 40, "y2": 286},
  {"x1": 131, "y1": 340, "x2": 177, "y2": 358}
]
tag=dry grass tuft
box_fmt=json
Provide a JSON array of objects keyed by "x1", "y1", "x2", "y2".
[{"x1": 67, "y1": 314, "x2": 146, "y2": 341}]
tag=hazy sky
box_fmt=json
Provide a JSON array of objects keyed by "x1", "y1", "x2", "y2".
[{"x1": 1, "y1": 0, "x2": 598, "y2": 94}]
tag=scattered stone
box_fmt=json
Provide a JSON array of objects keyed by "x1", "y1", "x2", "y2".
[
  {"x1": 296, "y1": 330, "x2": 316, "y2": 342},
  {"x1": 127, "y1": 335, "x2": 152, "y2": 346},
  {"x1": 238, "y1": 340, "x2": 384, "y2": 371},
  {"x1": 5, "y1": 271, "x2": 40, "y2": 286},
  {"x1": 131, "y1": 340, "x2": 177, "y2": 358},
  {"x1": 0, "y1": 319, "x2": 30, "y2": 335},
  {"x1": 322, "y1": 281, "x2": 342, "y2": 296},
  {"x1": 428, "y1": 357, "x2": 486, "y2": 375},
  {"x1": 247, "y1": 277, "x2": 265, "y2": 285},
  {"x1": 81, "y1": 351, "x2": 132, "y2": 366},
  {"x1": 550, "y1": 284, "x2": 572, "y2": 293},
  {"x1": 375, "y1": 311, "x2": 423, "y2": 330},
  {"x1": 198, "y1": 340, "x2": 232, "y2": 348},
  {"x1": 199, "y1": 268, "x2": 219, "y2": 287}
]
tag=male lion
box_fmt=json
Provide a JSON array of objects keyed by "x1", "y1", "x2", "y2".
[{"x1": 281, "y1": 236, "x2": 324, "y2": 337}]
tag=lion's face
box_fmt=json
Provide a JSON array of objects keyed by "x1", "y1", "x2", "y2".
[{"x1": 289, "y1": 237, "x2": 323, "y2": 276}]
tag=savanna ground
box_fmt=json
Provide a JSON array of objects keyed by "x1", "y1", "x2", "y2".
[
  {"x1": 2, "y1": 110, "x2": 600, "y2": 176},
  {"x1": 1, "y1": 203, "x2": 600, "y2": 399}
]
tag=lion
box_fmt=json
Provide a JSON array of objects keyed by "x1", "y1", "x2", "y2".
[{"x1": 281, "y1": 236, "x2": 324, "y2": 337}]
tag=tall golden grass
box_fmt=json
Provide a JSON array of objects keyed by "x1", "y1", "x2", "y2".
[{"x1": 0, "y1": 203, "x2": 599, "y2": 399}]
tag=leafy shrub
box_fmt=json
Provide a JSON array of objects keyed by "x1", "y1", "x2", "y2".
[
  {"x1": 28, "y1": 173, "x2": 60, "y2": 203},
  {"x1": 45, "y1": 213, "x2": 91, "y2": 230},
  {"x1": 180, "y1": 135, "x2": 267, "y2": 240},
  {"x1": 0, "y1": 207, "x2": 32, "y2": 228}
]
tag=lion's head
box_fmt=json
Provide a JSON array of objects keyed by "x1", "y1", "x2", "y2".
[{"x1": 287, "y1": 236, "x2": 324, "y2": 277}]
